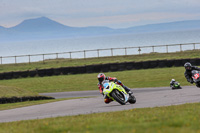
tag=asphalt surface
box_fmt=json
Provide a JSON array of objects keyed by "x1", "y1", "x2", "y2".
[{"x1": 0, "y1": 86, "x2": 200, "y2": 123}]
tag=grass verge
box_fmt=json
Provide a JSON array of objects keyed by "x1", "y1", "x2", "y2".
[
  {"x1": 0, "y1": 103, "x2": 199, "y2": 133},
  {"x1": 0, "y1": 85, "x2": 38, "y2": 98},
  {"x1": 0, "y1": 67, "x2": 192, "y2": 93}
]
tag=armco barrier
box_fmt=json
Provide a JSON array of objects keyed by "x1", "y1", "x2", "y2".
[
  {"x1": 85, "y1": 65, "x2": 95, "y2": 73},
  {"x1": 133, "y1": 62, "x2": 143, "y2": 69},
  {"x1": 126, "y1": 62, "x2": 134, "y2": 70},
  {"x1": 101, "y1": 64, "x2": 110, "y2": 72},
  {"x1": 4, "y1": 72, "x2": 13, "y2": 79},
  {"x1": 20, "y1": 71, "x2": 29, "y2": 78},
  {"x1": 109, "y1": 63, "x2": 119, "y2": 72},
  {"x1": 142, "y1": 61, "x2": 150, "y2": 69},
  {"x1": 62, "y1": 67, "x2": 71, "y2": 75},
  {"x1": 165, "y1": 60, "x2": 174, "y2": 67},
  {"x1": 46, "y1": 68, "x2": 54, "y2": 76},
  {"x1": 93, "y1": 64, "x2": 103, "y2": 73},
  {"x1": 0, "y1": 96, "x2": 55, "y2": 104},
  {"x1": 38, "y1": 69, "x2": 46, "y2": 77},
  {"x1": 118, "y1": 63, "x2": 126, "y2": 71},
  {"x1": 1, "y1": 58, "x2": 200, "y2": 80},
  {"x1": 173, "y1": 59, "x2": 183, "y2": 67},
  {"x1": 0, "y1": 73, "x2": 4, "y2": 80},
  {"x1": 149, "y1": 60, "x2": 158, "y2": 68},
  {"x1": 29, "y1": 70, "x2": 37, "y2": 77},
  {"x1": 189, "y1": 58, "x2": 200, "y2": 66},
  {"x1": 158, "y1": 60, "x2": 167, "y2": 68},
  {"x1": 13, "y1": 71, "x2": 21, "y2": 79},
  {"x1": 53, "y1": 68, "x2": 62, "y2": 75}
]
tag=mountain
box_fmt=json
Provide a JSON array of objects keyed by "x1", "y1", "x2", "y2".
[
  {"x1": 10, "y1": 17, "x2": 73, "y2": 32},
  {"x1": 119, "y1": 20, "x2": 200, "y2": 34},
  {"x1": 0, "y1": 17, "x2": 200, "y2": 42}
]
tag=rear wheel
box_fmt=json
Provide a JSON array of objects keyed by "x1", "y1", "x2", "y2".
[
  {"x1": 196, "y1": 82, "x2": 200, "y2": 88},
  {"x1": 111, "y1": 90, "x2": 126, "y2": 105},
  {"x1": 129, "y1": 94, "x2": 136, "y2": 104}
]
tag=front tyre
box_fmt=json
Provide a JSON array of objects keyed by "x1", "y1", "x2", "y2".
[{"x1": 111, "y1": 90, "x2": 126, "y2": 105}]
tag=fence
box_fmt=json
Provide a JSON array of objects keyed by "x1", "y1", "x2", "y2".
[{"x1": 1, "y1": 42, "x2": 200, "y2": 64}]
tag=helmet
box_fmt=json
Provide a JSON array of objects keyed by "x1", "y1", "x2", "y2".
[
  {"x1": 97, "y1": 73, "x2": 105, "y2": 83},
  {"x1": 184, "y1": 62, "x2": 192, "y2": 70},
  {"x1": 171, "y1": 79, "x2": 175, "y2": 82}
]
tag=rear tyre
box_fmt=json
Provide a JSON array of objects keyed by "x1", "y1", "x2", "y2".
[
  {"x1": 196, "y1": 83, "x2": 200, "y2": 88},
  {"x1": 111, "y1": 90, "x2": 126, "y2": 105}
]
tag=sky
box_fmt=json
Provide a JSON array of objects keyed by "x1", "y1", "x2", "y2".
[{"x1": 0, "y1": 0, "x2": 200, "y2": 29}]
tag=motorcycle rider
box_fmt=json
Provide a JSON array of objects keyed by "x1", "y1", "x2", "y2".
[
  {"x1": 97, "y1": 73, "x2": 133, "y2": 104},
  {"x1": 184, "y1": 62, "x2": 200, "y2": 84},
  {"x1": 170, "y1": 79, "x2": 176, "y2": 87}
]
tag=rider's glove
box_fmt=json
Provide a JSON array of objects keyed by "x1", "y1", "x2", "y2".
[{"x1": 114, "y1": 79, "x2": 118, "y2": 83}]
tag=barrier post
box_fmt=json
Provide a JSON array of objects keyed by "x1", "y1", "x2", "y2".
[
  {"x1": 193, "y1": 43, "x2": 196, "y2": 50},
  {"x1": 125, "y1": 48, "x2": 127, "y2": 55},
  {"x1": 69, "y1": 52, "x2": 72, "y2": 59},
  {"x1": 152, "y1": 46, "x2": 154, "y2": 53},
  {"x1": 28, "y1": 55, "x2": 31, "y2": 64},
  {"x1": 56, "y1": 53, "x2": 58, "y2": 59},
  {"x1": 84, "y1": 50, "x2": 86, "y2": 59},
  {"x1": 166, "y1": 45, "x2": 168, "y2": 53},
  {"x1": 138, "y1": 47, "x2": 141, "y2": 54},
  {"x1": 180, "y1": 44, "x2": 182, "y2": 51},
  {"x1": 97, "y1": 49, "x2": 99, "y2": 58},
  {"x1": 111, "y1": 48, "x2": 113, "y2": 56},
  {"x1": 15, "y1": 56, "x2": 17, "y2": 64},
  {"x1": 43, "y1": 54, "x2": 45, "y2": 64}
]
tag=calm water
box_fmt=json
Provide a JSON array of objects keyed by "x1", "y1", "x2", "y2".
[{"x1": 1, "y1": 30, "x2": 200, "y2": 64}]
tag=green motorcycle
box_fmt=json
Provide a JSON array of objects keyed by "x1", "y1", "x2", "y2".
[
  {"x1": 103, "y1": 81, "x2": 136, "y2": 105},
  {"x1": 171, "y1": 82, "x2": 182, "y2": 90}
]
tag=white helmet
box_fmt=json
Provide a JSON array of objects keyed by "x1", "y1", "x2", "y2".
[{"x1": 171, "y1": 79, "x2": 175, "y2": 82}]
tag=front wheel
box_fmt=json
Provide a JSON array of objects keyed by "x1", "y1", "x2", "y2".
[{"x1": 111, "y1": 90, "x2": 126, "y2": 105}]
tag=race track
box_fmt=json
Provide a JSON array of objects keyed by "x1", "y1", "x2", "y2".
[{"x1": 0, "y1": 86, "x2": 200, "y2": 123}]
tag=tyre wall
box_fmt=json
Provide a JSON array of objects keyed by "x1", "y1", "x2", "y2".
[
  {"x1": 0, "y1": 58, "x2": 198, "y2": 80},
  {"x1": 0, "y1": 96, "x2": 55, "y2": 104}
]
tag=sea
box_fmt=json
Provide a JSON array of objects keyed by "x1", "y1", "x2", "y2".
[{"x1": 1, "y1": 29, "x2": 200, "y2": 64}]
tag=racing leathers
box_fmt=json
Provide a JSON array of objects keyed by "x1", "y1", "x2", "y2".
[{"x1": 184, "y1": 66, "x2": 200, "y2": 84}]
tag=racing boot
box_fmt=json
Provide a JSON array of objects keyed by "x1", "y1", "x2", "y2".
[
  {"x1": 123, "y1": 85, "x2": 133, "y2": 95},
  {"x1": 104, "y1": 98, "x2": 113, "y2": 104}
]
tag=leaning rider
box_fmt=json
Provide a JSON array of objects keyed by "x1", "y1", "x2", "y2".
[
  {"x1": 97, "y1": 73, "x2": 133, "y2": 104},
  {"x1": 184, "y1": 62, "x2": 200, "y2": 84},
  {"x1": 170, "y1": 79, "x2": 176, "y2": 87}
]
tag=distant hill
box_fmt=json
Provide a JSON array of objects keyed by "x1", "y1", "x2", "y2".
[{"x1": 0, "y1": 17, "x2": 200, "y2": 42}]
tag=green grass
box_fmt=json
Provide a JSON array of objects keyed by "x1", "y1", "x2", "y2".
[
  {"x1": 0, "y1": 103, "x2": 199, "y2": 133},
  {"x1": 0, "y1": 49, "x2": 200, "y2": 73},
  {"x1": 0, "y1": 85, "x2": 38, "y2": 98},
  {"x1": 0, "y1": 67, "x2": 191, "y2": 93}
]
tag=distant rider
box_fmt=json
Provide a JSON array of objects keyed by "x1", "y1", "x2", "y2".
[
  {"x1": 170, "y1": 79, "x2": 176, "y2": 87},
  {"x1": 184, "y1": 62, "x2": 200, "y2": 84},
  {"x1": 97, "y1": 73, "x2": 133, "y2": 104}
]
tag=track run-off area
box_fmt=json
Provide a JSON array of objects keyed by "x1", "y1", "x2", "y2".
[{"x1": 0, "y1": 86, "x2": 200, "y2": 123}]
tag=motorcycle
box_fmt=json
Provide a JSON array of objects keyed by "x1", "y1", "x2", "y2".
[
  {"x1": 191, "y1": 70, "x2": 200, "y2": 87},
  {"x1": 102, "y1": 80, "x2": 136, "y2": 105},
  {"x1": 171, "y1": 82, "x2": 182, "y2": 90}
]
